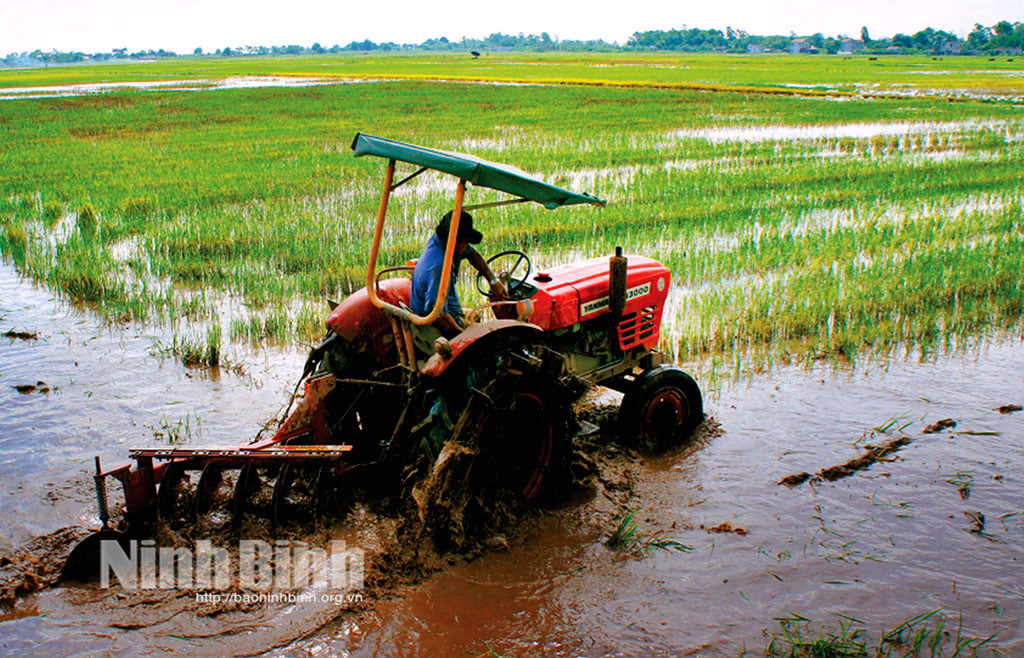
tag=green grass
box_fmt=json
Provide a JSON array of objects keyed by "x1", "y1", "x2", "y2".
[
  {"x1": 766, "y1": 609, "x2": 998, "y2": 657},
  {"x1": 0, "y1": 55, "x2": 1022, "y2": 380},
  {"x1": 604, "y1": 508, "x2": 693, "y2": 553}
]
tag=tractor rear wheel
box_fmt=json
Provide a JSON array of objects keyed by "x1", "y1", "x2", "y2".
[
  {"x1": 619, "y1": 366, "x2": 703, "y2": 451},
  {"x1": 469, "y1": 389, "x2": 564, "y2": 501}
]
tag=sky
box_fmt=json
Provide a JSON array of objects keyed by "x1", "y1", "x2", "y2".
[{"x1": 0, "y1": 0, "x2": 1020, "y2": 54}]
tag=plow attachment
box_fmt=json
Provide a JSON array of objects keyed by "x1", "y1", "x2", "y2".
[{"x1": 63, "y1": 440, "x2": 351, "y2": 581}]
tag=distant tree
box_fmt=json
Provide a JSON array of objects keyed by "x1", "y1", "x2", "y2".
[
  {"x1": 311, "y1": 42, "x2": 324, "y2": 54},
  {"x1": 892, "y1": 33, "x2": 912, "y2": 48},
  {"x1": 860, "y1": 26, "x2": 870, "y2": 43},
  {"x1": 193, "y1": 47, "x2": 203, "y2": 55},
  {"x1": 912, "y1": 28, "x2": 935, "y2": 50},
  {"x1": 344, "y1": 40, "x2": 378, "y2": 51},
  {"x1": 967, "y1": 23, "x2": 991, "y2": 50},
  {"x1": 994, "y1": 20, "x2": 1013, "y2": 37},
  {"x1": 222, "y1": 46, "x2": 233, "y2": 56}
]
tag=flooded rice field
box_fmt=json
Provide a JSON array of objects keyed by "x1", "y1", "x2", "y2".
[
  {"x1": 0, "y1": 77, "x2": 365, "y2": 101},
  {"x1": 1, "y1": 252, "x2": 1022, "y2": 655}
]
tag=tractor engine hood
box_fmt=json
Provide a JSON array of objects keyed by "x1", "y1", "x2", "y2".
[{"x1": 525, "y1": 254, "x2": 671, "y2": 334}]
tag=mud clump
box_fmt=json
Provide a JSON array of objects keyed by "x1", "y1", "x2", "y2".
[
  {"x1": 3, "y1": 329, "x2": 38, "y2": 340},
  {"x1": 996, "y1": 404, "x2": 1022, "y2": 415},
  {"x1": 702, "y1": 521, "x2": 748, "y2": 536},
  {"x1": 12, "y1": 380, "x2": 51, "y2": 395},
  {"x1": 923, "y1": 418, "x2": 957, "y2": 433},
  {"x1": 780, "y1": 436, "x2": 912, "y2": 487},
  {"x1": 0, "y1": 526, "x2": 93, "y2": 607},
  {"x1": 964, "y1": 511, "x2": 986, "y2": 534},
  {"x1": 779, "y1": 472, "x2": 813, "y2": 487}
]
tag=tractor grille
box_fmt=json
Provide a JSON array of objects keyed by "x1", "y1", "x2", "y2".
[{"x1": 617, "y1": 306, "x2": 657, "y2": 349}]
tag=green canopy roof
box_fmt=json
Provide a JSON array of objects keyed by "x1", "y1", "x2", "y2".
[{"x1": 351, "y1": 132, "x2": 605, "y2": 210}]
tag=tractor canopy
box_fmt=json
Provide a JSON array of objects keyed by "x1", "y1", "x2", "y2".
[{"x1": 351, "y1": 132, "x2": 605, "y2": 209}]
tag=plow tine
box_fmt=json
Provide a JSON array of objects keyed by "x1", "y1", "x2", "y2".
[
  {"x1": 195, "y1": 461, "x2": 241, "y2": 531},
  {"x1": 232, "y1": 462, "x2": 278, "y2": 528},
  {"x1": 272, "y1": 463, "x2": 329, "y2": 527},
  {"x1": 157, "y1": 461, "x2": 198, "y2": 528}
]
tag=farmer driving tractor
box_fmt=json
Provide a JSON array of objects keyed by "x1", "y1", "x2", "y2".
[
  {"x1": 410, "y1": 210, "x2": 507, "y2": 337},
  {"x1": 62, "y1": 132, "x2": 704, "y2": 582}
]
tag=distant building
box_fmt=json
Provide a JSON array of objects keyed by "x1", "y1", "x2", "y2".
[
  {"x1": 838, "y1": 38, "x2": 865, "y2": 54},
  {"x1": 789, "y1": 38, "x2": 810, "y2": 54},
  {"x1": 940, "y1": 40, "x2": 963, "y2": 55},
  {"x1": 747, "y1": 44, "x2": 766, "y2": 54}
]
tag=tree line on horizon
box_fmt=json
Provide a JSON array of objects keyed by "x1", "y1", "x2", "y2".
[{"x1": 4, "y1": 19, "x2": 1022, "y2": 68}]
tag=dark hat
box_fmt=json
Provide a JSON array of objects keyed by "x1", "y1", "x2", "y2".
[{"x1": 436, "y1": 210, "x2": 482, "y2": 244}]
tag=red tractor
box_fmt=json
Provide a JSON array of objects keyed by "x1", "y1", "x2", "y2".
[{"x1": 64, "y1": 133, "x2": 702, "y2": 574}]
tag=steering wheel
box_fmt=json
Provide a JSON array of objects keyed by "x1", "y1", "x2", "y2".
[{"x1": 476, "y1": 250, "x2": 532, "y2": 298}]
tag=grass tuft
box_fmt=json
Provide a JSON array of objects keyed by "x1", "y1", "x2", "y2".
[
  {"x1": 766, "y1": 608, "x2": 999, "y2": 657},
  {"x1": 78, "y1": 202, "x2": 98, "y2": 234},
  {"x1": 605, "y1": 508, "x2": 693, "y2": 554}
]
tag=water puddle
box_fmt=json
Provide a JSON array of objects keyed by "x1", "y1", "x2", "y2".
[
  {"x1": 666, "y1": 118, "x2": 1009, "y2": 143},
  {"x1": 0, "y1": 76, "x2": 372, "y2": 101}
]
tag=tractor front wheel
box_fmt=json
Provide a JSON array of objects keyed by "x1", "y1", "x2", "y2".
[{"x1": 619, "y1": 366, "x2": 703, "y2": 451}]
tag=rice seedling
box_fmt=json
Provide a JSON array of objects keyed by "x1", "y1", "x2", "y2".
[
  {"x1": 152, "y1": 324, "x2": 222, "y2": 368},
  {"x1": 0, "y1": 222, "x2": 28, "y2": 265},
  {"x1": 944, "y1": 470, "x2": 975, "y2": 500},
  {"x1": 767, "y1": 612, "x2": 867, "y2": 657},
  {"x1": 604, "y1": 508, "x2": 693, "y2": 554},
  {"x1": 874, "y1": 414, "x2": 915, "y2": 434},
  {"x1": 148, "y1": 412, "x2": 202, "y2": 444},
  {"x1": 42, "y1": 200, "x2": 63, "y2": 227},
  {"x1": 766, "y1": 608, "x2": 998, "y2": 657},
  {"x1": 77, "y1": 202, "x2": 98, "y2": 234}
]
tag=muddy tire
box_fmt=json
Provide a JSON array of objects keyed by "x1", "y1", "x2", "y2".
[
  {"x1": 619, "y1": 366, "x2": 703, "y2": 451},
  {"x1": 469, "y1": 388, "x2": 569, "y2": 501},
  {"x1": 435, "y1": 334, "x2": 577, "y2": 502}
]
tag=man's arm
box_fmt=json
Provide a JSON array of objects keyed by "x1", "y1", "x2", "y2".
[{"x1": 466, "y1": 248, "x2": 507, "y2": 300}]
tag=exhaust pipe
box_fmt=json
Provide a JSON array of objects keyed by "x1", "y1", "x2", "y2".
[{"x1": 609, "y1": 246, "x2": 627, "y2": 316}]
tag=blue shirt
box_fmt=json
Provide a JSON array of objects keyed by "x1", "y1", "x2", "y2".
[{"x1": 410, "y1": 234, "x2": 473, "y2": 322}]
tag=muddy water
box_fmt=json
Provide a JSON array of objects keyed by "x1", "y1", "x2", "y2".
[
  {"x1": 0, "y1": 261, "x2": 305, "y2": 550},
  {"x1": 287, "y1": 342, "x2": 1024, "y2": 656},
  {"x1": 2, "y1": 254, "x2": 1024, "y2": 655}
]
